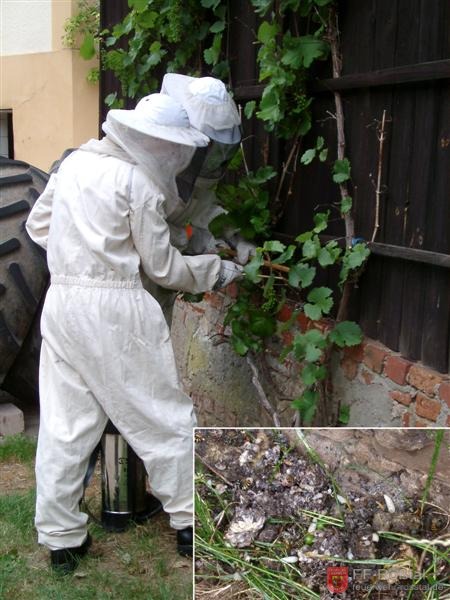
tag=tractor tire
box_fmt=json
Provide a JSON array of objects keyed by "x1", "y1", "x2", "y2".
[{"x1": 0, "y1": 157, "x2": 49, "y2": 401}]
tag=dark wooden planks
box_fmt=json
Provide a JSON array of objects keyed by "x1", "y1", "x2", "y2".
[
  {"x1": 97, "y1": 0, "x2": 450, "y2": 373},
  {"x1": 376, "y1": 0, "x2": 421, "y2": 351},
  {"x1": 355, "y1": 0, "x2": 399, "y2": 342},
  {"x1": 420, "y1": 81, "x2": 450, "y2": 372},
  {"x1": 312, "y1": 60, "x2": 450, "y2": 93}
]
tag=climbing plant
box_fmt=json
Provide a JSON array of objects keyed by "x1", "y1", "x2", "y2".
[
  {"x1": 102, "y1": 0, "x2": 229, "y2": 107},
  {"x1": 62, "y1": 0, "x2": 100, "y2": 83},
  {"x1": 101, "y1": 0, "x2": 370, "y2": 425}
]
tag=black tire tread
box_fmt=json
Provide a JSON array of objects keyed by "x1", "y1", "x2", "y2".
[
  {"x1": 0, "y1": 158, "x2": 49, "y2": 386},
  {"x1": 0, "y1": 200, "x2": 30, "y2": 219}
]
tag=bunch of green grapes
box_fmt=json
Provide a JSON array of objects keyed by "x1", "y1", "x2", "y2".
[
  {"x1": 261, "y1": 285, "x2": 278, "y2": 312},
  {"x1": 164, "y1": 0, "x2": 183, "y2": 43}
]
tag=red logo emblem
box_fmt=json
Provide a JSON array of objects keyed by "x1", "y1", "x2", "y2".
[{"x1": 327, "y1": 566, "x2": 349, "y2": 593}]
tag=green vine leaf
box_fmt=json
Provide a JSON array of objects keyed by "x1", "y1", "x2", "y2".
[
  {"x1": 302, "y1": 236, "x2": 320, "y2": 259},
  {"x1": 257, "y1": 21, "x2": 280, "y2": 45},
  {"x1": 201, "y1": 0, "x2": 221, "y2": 7},
  {"x1": 291, "y1": 390, "x2": 320, "y2": 424},
  {"x1": 329, "y1": 321, "x2": 363, "y2": 348},
  {"x1": 304, "y1": 286, "x2": 333, "y2": 320},
  {"x1": 273, "y1": 244, "x2": 296, "y2": 264},
  {"x1": 333, "y1": 158, "x2": 351, "y2": 183},
  {"x1": 288, "y1": 263, "x2": 316, "y2": 288},
  {"x1": 204, "y1": 33, "x2": 222, "y2": 65},
  {"x1": 340, "y1": 196, "x2": 352, "y2": 214},
  {"x1": 232, "y1": 336, "x2": 250, "y2": 356},
  {"x1": 319, "y1": 148, "x2": 328, "y2": 162},
  {"x1": 313, "y1": 211, "x2": 329, "y2": 233},
  {"x1": 339, "y1": 405, "x2": 351, "y2": 425},
  {"x1": 300, "y1": 148, "x2": 316, "y2": 165},
  {"x1": 128, "y1": 0, "x2": 148, "y2": 13},
  {"x1": 244, "y1": 101, "x2": 256, "y2": 119},
  {"x1": 293, "y1": 329, "x2": 328, "y2": 362},
  {"x1": 210, "y1": 20, "x2": 225, "y2": 33},
  {"x1": 282, "y1": 34, "x2": 328, "y2": 69},
  {"x1": 257, "y1": 87, "x2": 282, "y2": 122},
  {"x1": 244, "y1": 251, "x2": 264, "y2": 283},
  {"x1": 301, "y1": 363, "x2": 327, "y2": 386},
  {"x1": 317, "y1": 247, "x2": 335, "y2": 267},
  {"x1": 136, "y1": 10, "x2": 158, "y2": 28},
  {"x1": 251, "y1": 0, "x2": 273, "y2": 15},
  {"x1": 340, "y1": 243, "x2": 370, "y2": 286},
  {"x1": 263, "y1": 240, "x2": 286, "y2": 253},
  {"x1": 80, "y1": 33, "x2": 96, "y2": 59},
  {"x1": 249, "y1": 312, "x2": 276, "y2": 337}
]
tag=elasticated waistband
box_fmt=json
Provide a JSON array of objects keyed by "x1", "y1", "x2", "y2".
[{"x1": 51, "y1": 275, "x2": 142, "y2": 289}]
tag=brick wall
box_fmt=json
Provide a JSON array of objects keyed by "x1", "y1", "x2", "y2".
[
  {"x1": 171, "y1": 288, "x2": 450, "y2": 428},
  {"x1": 337, "y1": 340, "x2": 450, "y2": 428}
]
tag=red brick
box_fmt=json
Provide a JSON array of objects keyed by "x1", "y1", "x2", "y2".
[
  {"x1": 415, "y1": 393, "x2": 441, "y2": 422},
  {"x1": 204, "y1": 291, "x2": 224, "y2": 310},
  {"x1": 281, "y1": 331, "x2": 294, "y2": 346},
  {"x1": 277, "y1": 304, "x2": 293, "y2": 322},
  {"x1": 297, "y1": 312, "x2": 310, "y2": 332},
  {"x1": 446, "y1": 415, "x2": 450, "y2": 427},
  {"x1": 189, "y1": 304, "x2": 206, "y2": 315},
  {"x1": 390, "y1": 390, "x2": 413, "y2": 406},
  {"x1": 363, "y1": 342, "x2": 388, "y2": 374},
  {"x1": 384, "y1": 356, "x2": 413, "y2": 385},
  {"x1": 407, "y1": 364, "x2": 443, "y2": 396},
  {"x1": 402, "y1": 413, "x2": 410, "y2": 427},
  {"x1": 414, "y1": 419, "x2": 431, "y2": 428},
  {"x1": 341, "y1": 357, "x2": 358, "y2": 380},
  {"x1": 439, "y1": 382, "x2": 450, "y2": 408},
  {"x1": 226, "y1": 282, "x2": 239, "y2": 298},
  {"x1": 344, "y1": 343, "x2": 364, "y2": 363},
  {"x1": 361, "y1": 369, "x2": 374, "y2": 385},
  {"x1": 315, "y1": 320, "x2": 333, "y2": 334}
]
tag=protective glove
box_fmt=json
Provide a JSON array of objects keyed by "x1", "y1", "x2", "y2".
[
  {"x1": 214, "y1": 260, "x2": 244, "y2": 290},
  {"x1": 227, "y1": 233, "x2": 257, "y2": 265},
  {"x1": 185, "y1": 226, "x2": 221, "y2": 255}
]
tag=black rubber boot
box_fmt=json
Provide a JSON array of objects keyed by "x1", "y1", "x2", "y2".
[
  {"x1": 176, "y1": 526, "x2": 193, "y2": 557},
  {"x1": 50, "y1": 533, "x2": 92, "y2": 575}
]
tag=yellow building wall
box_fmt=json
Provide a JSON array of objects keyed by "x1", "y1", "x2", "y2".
[{"x1": 0, "y1": 0, "x2": 99, "y2": 172}]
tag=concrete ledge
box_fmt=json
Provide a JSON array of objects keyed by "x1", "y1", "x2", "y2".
[{"x1": 0, "y1": 402, "x2": 25, "y2": 436}]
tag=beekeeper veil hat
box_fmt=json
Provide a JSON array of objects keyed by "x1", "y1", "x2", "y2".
[
  {"x1": 102, "y1": 93, "x2": 209, "y2": 202},
  {"x1": 161, "y1": 74, "x2": 241, "y2": 144}
]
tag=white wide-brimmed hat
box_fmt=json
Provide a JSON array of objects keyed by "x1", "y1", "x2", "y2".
[
  {"x1": 161, "y1": 74, "x2": 241, "y2": 143},
  {"x1": 106, "y1": 93, "x2": 210, "y2": 147}
]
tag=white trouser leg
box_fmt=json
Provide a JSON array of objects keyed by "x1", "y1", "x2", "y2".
[
  {"x1": 41, "y1": 284, "x2": 195, "y2": 533},
  {"x1": 35, "y1": 339, "x2": 108, "y2": 550}
]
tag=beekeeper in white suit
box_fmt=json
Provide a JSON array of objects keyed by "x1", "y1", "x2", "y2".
[
  {"x1": 25, "y1": 93, "x2": 243, "y2": 573},
  {"x1": 142, "y1": 74, "x2": 256, "y2": 323}
]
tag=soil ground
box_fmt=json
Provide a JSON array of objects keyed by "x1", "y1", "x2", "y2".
[
  {"x1": 195, "y1": 429, "x2": 450, "y2": 600},
  {"x1": 0, "y1": 441, "x2": 192, "y2": 600}
]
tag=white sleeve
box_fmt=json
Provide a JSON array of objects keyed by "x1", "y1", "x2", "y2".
[
  {"x1": 25, "y1": 173, "x2": 57, "y2": 250},
  {"x1": 129, "y1": 173, "x2": 221, "y2": 294}
]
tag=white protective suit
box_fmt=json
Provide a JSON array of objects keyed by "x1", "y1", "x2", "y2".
[
  {"x1": 26, "y1": 94, "x2": 224, "y2": 550},
  {"x1": 161, "y1": 75, "x2": 242, "y2": 254},
  {"x1": 141, "y1": 75, "x2": 255, "y2": 322}
]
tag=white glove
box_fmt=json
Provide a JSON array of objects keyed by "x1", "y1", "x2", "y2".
[
  {"x1": 227, "y1": 233, "x2": 257, "y2": 265},
  {"x1": 214, "y1": 260, "x2": 244, "y2": 290}
]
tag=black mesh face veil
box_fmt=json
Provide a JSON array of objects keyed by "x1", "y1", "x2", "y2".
[
  {"x1": 176, "y1": 141, "x2": 239, "y2": 203},
  {"x1": 175, "y1": 146, "x2": 208, "y2": 203},
  {"x1": 198, "y1": 141, "x2": 239, "y2": 180}
]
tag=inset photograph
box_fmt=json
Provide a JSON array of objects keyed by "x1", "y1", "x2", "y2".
[{"x1": 194, "y1": 429, "x2": 450, "y2": 599}]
